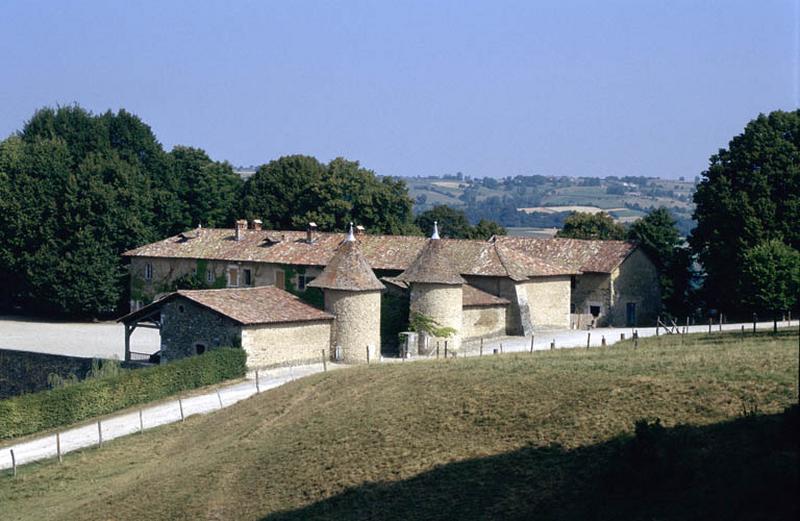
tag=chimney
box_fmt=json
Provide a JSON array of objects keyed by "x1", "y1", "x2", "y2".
[
  {"x1": 307, "y1": 222, "x2": 317, "y2": 243},
  {"x1": 251, "y1": 219, "x2": 262, "y2": 231},
  {"x1": 355, "y1": 225, "x2": 365, "y2": 235},
  {"x1": 235, "y1": 219, "x2": 248, "y2": 241}
]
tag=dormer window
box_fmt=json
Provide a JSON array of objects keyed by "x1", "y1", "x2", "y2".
[{"x1": 144, "y1": 262, "x2": 153, "y2": 281}]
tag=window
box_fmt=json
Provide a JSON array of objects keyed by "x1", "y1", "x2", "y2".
[
  {"x1": 206, "y1": 270, "x2": 214, "y2": 283},
  {"x1": 227, "y1": 266, "x2": 239, "y2": 287},
  {"x1": 144, "y1": 262, "x2": 153, "y2": 281},
  {"x1": 298, "y1": 274, "x2": 315, "y2": 291},
  {"x1": 194, "y1": 343, "x2": 206, "y2": 355},
  {"x1": 243, "y1": 269, "x2": 252, "y2": 286},
  {"x1": 178, "y1": 304, "x2": 185, "y2": 314},
  {"x1": 589, "y1": 305, "x2": 601, "y2": 318}
]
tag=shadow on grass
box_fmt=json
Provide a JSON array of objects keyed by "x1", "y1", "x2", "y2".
[{"x1": 264, "y1": 406, "x2": 798, "y2": 521}]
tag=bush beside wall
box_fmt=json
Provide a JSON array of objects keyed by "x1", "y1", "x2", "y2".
[
  {"x1": 0, "y1": 350, "x2": 98, "y2": 399},
  {"x1": 0, "y1": 348, "x2": 247, "y2": 440}
]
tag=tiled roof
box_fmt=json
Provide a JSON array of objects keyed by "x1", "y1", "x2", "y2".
[
  {"x1": 122, "y1": 227, "x2": 627, "y2": 278},
  {"x1": 462, "y1": 285, "x2": 510, "y2": 307},
  {"x1": 119, "y1": 286, "x2": 333, "y2": 325},
  {"x1": 493, "y1": 237, "x2": 636, "y2": 273},
  {"x1": 307, "y1": 238, "x2": 385, "y2": 292},
  {"x1": 395, "y1": 239, "x2": 467, "y2": 285}
]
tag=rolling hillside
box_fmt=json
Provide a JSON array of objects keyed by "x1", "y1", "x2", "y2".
[{"x1": 1, "y1": 331, "x2": 797, "y2": 520}]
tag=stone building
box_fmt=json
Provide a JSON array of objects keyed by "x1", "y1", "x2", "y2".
[
  {"x1": 119, "y1": 286, "x2": 333, "y2": 368},
  {"x1": 396, "y1": 223, "x2": 465, "y2": 354},
  {"x1": 308, "y1": 226, "x2": 384, "y2": 363}
]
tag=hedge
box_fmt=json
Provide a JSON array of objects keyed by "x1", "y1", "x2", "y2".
[{"x1": 0, "y1": 347, "x2": 247, "y2": 440}]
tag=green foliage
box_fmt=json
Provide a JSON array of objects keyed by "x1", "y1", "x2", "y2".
[
  {"x1": 0, "y1": 348, "x2": 246, "y2": 439},
  {"x1": 739, "y1": 240, "x2": 800, "y2": 314},
  {"x1": 414, "y1": 205, "x2": 505, "y2": 239},
  {"x1": 690, "y1": 110, "x2": 800, "y2": 312},
  {"x1": 408, "y1": 311, "x2": 457, "y2": 338},
  {"x1": 0, "y1": 105, "x2": 238, "y2": 316},
  {"x1": 240, "y1": 155, "x2": 416, "y2": 234},
  {"x1": 556, "y1": 211, "x2": 626, "y2": 240}
]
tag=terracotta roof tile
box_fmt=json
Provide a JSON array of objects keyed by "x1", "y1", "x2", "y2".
[
  {"x1": 119, "y1": 286, "x2": 333, "y2": 325},
  {"x1": 307, "y1": 238, "x2": 385, "y2": 291},
  {"x1": 462, "y1": 285, "x2": 510, "y2": 307},
  {"x1": 395, "y1": 239, "x2": 467, "y2": 285},
  {"x1": 494, "y1": 237, "x2": 636, "y2": 273}
]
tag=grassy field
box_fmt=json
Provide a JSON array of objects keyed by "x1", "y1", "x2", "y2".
[{"x1": 1, "y1": 331, "x2": 797, "y2": 520}]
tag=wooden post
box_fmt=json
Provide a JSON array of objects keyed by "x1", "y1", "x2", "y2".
[
  {"x1": 480, "y1": 338, "x2": 483, "y2": 356},
  {"x1": 10, "y1": 449, "x2": 16, "y2": 478},
  {"x1": 620, "y1": 333, "x2": 625, "y2": 341},
  {"x1": 741, "y1": 324, "x2": 745, "y2": 341},
  {"x1": 655, "y1": 321, "x2": 659, "y2": 336},
  {"x1": 500, "y1": 342, "x2": 503, "y2": 354},
  {"x1": 586, "y1": 332, "x2": 591, "y2": 349},
  {"x1": 216, "y1": 390, "x2": 223, "y2": 409},
  {"x1": 366, "y1": 345, "x2": 370, "y2": 364},
  {"x1": 255, "y1": 370, "x2": 261, "y2": 393},
  {"x1": 322, "y1": 349, "x2": 327, "y2": 372},
  {"x1": 601, "y1": 336, "x2": 606, "y2": 347},
  {"x1": 56, "y1": 432, "x2": 62, "y2": 463},
  {"x1": 97, "y1": 420, "x2": 103, "y2": 447},
  {"x1": 708, "y1": 317, "x2": 712, "y2": 334},
  {"x1": 773, "y1": 318, "x2": 778, "y2": 334},
  {"x1": 179, "y1": 399, "x2": 185, "y2": 422},
  {"x1": 685, "y1": 316, "x2": 689, "y2": 335},
  {"x1": 444, "y1": 340, "x2": 448, "y2": 358},
  {"x1": 530, "y1": 335, "x2": 535, "y2": 354},
  {"x1": 753, "y1": 313, "x2": 758, "y2": 335},
  {"x1": 436, "y1": 341, "x2": 440, "y2": 359},
  {"x1": 550, "y1": 340, "x2": 555, "y2": 350},
  {"x1": 124, "y1": 323, "x2": 132, "y2": 362},
  {"x1": 139, "y1": 409, "x2": 144, "y2": 432},
  {"x1": 719, "y1": 316, "x2": 723, "y2": 332}
]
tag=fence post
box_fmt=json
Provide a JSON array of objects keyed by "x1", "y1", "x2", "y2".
[
  {"x1": 366, "y1": 345, "x2": 370, "y2": 364},
  {"x1": 322, "y1": 349, "x2": 327, "y2": 372},
  {"x1": 708, "y1": 317, "x2": 712, "y2": 334},
  {"x1": 530, "y1": 335, "x2": 535, "y2": 354},
  {"x1": 753, "y1": 313, "x2": 758, "y2": 335},
  {"x1": 436, "y1": 341, "x2": 440, "y2": 359},
  {"x1": 216, "y1": 390, "x2": 223, "y2": 409},
  {"x1": 444, "y1": 340, "x2": 448, "y2": 358},
  {"x1": 587, "y1": 332, "x2": 591, "y2": 349},
  {"x1": 10, "y1": 449, "x2": 16, "y2": 477},
  {"x1": 655, "y1": 321, "x2": 659, "y2": 336},
  {"x1": 139, "y1": 409, "x2": 144, "y2": 432},
  {"x1": 500, "y1": 342, "x2": 503, "y2": 354},
  {"x1": 620, "y1": 333, "x2": 625, "y2": 341},
  {"x1": 97, "y1": 420, "x2": 103, "y2": 447},
  {"x1": 773, "y1": 317, "x2": 778, "y2": 334},
  {"x1": 550, "y1": 339, "x2": 555, "y2": 350},
  {"x1": 741, "y1": 325, "x2": 745, "y2": 342},
  {"x1": 601, "y1": 336, "x2": 606, "y2": 347},
  {"x1": 56, "y1": 432, "x2": 62, "y2": 463},
  {"x1": 480, "y1": 338, "x2": 483, "y2": 357},
  {"x1": 179, "y1": 399, "x2": 185, "y2": 422},
  {"x1": 685, "y1": 316, "x2": 690, "y2": 334},
  {"x1": 719, "y1": 316, "x2": 723, "y2": 332},
  {"x1": 255, "y1": 369, "x2": 261, "y2": 393}
]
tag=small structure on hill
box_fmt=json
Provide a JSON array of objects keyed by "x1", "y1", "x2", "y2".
[
  {"x1": 308, "y1": 224, "x2": 384, "y2": 363},
  {"x1": 397, "y1": 222, "x2": 465, "y2": 354},
  {"x1": 119, "y1": 286, "x2": 333, "y2": 368}
]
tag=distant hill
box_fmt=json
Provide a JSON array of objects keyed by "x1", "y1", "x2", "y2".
[{"x1": 398, "y1": 174, "x2": 697, "y2": 236}]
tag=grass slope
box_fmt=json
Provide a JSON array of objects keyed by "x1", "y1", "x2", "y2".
[{"x1": 1, "y1": 331, "x2": 797, "y2": 520}]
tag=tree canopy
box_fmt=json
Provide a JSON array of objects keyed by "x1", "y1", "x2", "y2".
[
  {"x1": 690, "y1": 110, "x2": 800, "y2": 314},
  {"x1": 739, "y1": 240, "x2": 800, "y2": 315},
  {"x1": 556, "y1": 212, "x2": 626, "y2": 240},
  {"x1": 414, "y1": 205, "x2": 506, "y2": 240},
  {"x1": 240, "y1": 155, "x2": 417, "y2": 235}
]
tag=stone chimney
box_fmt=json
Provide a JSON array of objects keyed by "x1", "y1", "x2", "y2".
[
  {"x1": 307, "y1": 222, "x2": 318, "y2": 243},
  {"x1": 251, "y1": 219, "x2": 262, "y2": 231},
  {"x1": 235, "y1": 219, "x2": 248, "y2": 241}
]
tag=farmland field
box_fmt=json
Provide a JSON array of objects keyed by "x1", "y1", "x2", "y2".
[{"x1": 2, "y1": 330, "x2": 796, "y2": 520}]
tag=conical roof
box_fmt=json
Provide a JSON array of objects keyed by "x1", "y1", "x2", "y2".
[
  {"x1": 396, "y1": 237, "x2": 466, "y2": 285},
  {"x1": 307, "y1": 227, "x2": 385, "y2": 292}
]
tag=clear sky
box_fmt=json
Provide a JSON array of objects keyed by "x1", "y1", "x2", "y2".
[{"x1": 1, "y1": 0, "x2": 796, "y2": 179}]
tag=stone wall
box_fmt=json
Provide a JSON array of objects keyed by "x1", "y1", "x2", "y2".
[
  {"x1": 324, "y1": 289, "x2": 382, "y2": 364},
  {"x1": 462, "y1": 305, "x2": 507, "y2": 339},
  {"x1": 609, "y1": 248, "x2": 661, "y2": 326},
  {"x1": 523, "y1": 276, "x2": 571, "y2": 329},
  {"x1": 159, "y1": 298, "x2": 243, "y2": 362},
  {"x1": 464, "y1": 276, "x2": 523, "y2": 334},
  {"x1": 241, "y1": 320, "x2": 332, "y2": 368},
  {"x1": 571, "y1": 272, "x2": 612, "y2": 325},
  {"x1": 0, "y1": 349, "x2": 97, "y2": 399},
  {"x1": 409, "y1": 282, "x2": 463, "y2": 353}
]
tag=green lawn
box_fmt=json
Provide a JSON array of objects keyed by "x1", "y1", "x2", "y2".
[{"x1": 1, "y1": 330, "x2": 797, "y2": 520}]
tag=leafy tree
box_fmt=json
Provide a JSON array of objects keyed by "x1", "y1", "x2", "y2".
[
  {"x1": 739, "y1": 240, "x2": 800, "y2": 316},
  {"x1": 470, "y1": 219, "x2": 506, "y2": 240},
  {"x1": 628, "y1": 207, "x2": 692, "y2": 315},
  {"x1": 240, "y1": 156, "x2": 416, "y2": 234},
  {"x1": 414, "y1": 205, "x2": 506, "y2": 239},
  {"x1": 556, "y1": 212, "x2": 626, "y2": 240},
  {"x1": 690, "y1": 110, "x2": 800, "y2": 313}
]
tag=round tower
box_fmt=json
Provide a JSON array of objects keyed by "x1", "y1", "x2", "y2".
[
  {"x1": 397, "y1": 222, "x2": 465, "y2": 355},
  {"x1": 308, "y1": 224, "x2": 384, "y2": 364}
]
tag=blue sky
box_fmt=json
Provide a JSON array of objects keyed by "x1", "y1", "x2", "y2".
[{"x1": 0, "y1": 0, "x2": 796, "y2": 179}]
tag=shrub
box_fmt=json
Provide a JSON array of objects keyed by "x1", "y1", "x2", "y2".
[{"x1": 0, "y1": 348, "x2": 246, "y2": 440}]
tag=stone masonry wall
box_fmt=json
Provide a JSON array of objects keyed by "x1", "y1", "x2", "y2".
[
  {"x1": 160, "y1": 299, "x2": 243, "y2": 362},
  {"x1": 409, "y1": 282, "x2": 463, "y2": 353},
  {"x1": 464, "y1": 276, "x2": 523, "y2": 335},
  {"x1": 462, "y1": 305, "x2": 507, "y2": 339},
  {"x1": 325, "y1": 289, "x2": 382, "y2": 364},
  {"x1": 571, "y1": 273, "x2": 612, "y2": 325},
  {"x1": 524, "y1": 276, "x2": 571, "y2": 329},
  {"x1": 609, "y1": 248, "x2": 661, "y2": 327},
  {"x1": 241, "y1": 320, "x2": 332, "y2": 368}
]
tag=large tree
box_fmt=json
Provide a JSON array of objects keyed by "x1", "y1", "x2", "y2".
[
  {"x1": 414, "y1": 205, "x2": 506, "y2": 239},
  {"x1": 556, "y1": 211, "x2": 626, "y2": 240},
  {"x1": 739, "y1": 240, "x2": 800, "y2": 317},
  {"x1": 240, "y1": 156, "x2": 417, "y2": 234},
  {"x1": 690, "y1": 110, "x2": 800, "y2": 314}
]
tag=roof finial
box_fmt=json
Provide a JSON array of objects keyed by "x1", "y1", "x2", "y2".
[
  {"x1": 345, "y1": 222, "x2": 355, "y2": 242},
  {"x1": 431, "y1": 221, "x2": 440, "y2": 240}
]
